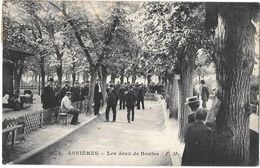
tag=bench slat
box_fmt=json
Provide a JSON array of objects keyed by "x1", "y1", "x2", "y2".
[{"x1": 2, "y1": 125, "x2": 23, "y2": 134}]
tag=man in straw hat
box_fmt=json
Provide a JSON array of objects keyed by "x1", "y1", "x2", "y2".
[
  {"x1": 60, "y1": 91, "x2": 80, "y2": 125},
  {"x1": 185, "y1": 96, "x2": 200, "y2": 123}
]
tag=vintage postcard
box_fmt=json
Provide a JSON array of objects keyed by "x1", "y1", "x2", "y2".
[{"x1": 1, "y1": 0, "x2": 259, "y2": 166}]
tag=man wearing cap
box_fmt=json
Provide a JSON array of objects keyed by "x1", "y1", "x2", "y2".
[
  {"x1": 60, "y1": 91, "x2": 80, "y2": 125},
  {"x1": 185, "y1": 96, "x2": 200, "y2": 123},
  {"x1": 94, "y1": 79, "x2": 102, "y2": 115},
  {"x1": 41, "y1": 78, "x2": 58, "y2": 110}
]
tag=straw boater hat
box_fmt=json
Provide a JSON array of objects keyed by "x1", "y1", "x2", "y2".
[
  {"x1": 66, "y1": 91, "x2": 72, "y2": 96},
  {"x1": 185, "y1": 96, "x2": 199, "y2": 105}
]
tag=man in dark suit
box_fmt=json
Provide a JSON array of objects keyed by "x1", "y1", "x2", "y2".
[
  {"x1": 201, "y1": 80, "x2": 210, "y2": 108},
  {"x1": 94, "y1": 79, "x2": 102, "y2": 115},
  {"x1": 118, "y1": 84, "x2": 127, "y2": 110},
  {"x1": 182, "y1": 108, "x2": 214, "y2": 166},
  {"x1": 136, "y1": 84, "x2": 145, "y2": 110},
  {"x1": 125, "y1": 86, "x2": 136, "y2": 123},
  {"x1": 41, "y1": 78, "x2": 58, "y2": 109},
  {"x1": 71, "y1": 80, "x2": 81, "y2": 103},
  {"x1": 105, "y1": 85, "x2": 118, "y2": 122}
]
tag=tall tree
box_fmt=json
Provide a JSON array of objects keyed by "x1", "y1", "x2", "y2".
[{"x1": 205, "y1": 3, "x2": 259, "y2": 165}]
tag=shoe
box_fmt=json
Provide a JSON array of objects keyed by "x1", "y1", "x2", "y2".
[
  {"x1": 111, "y1": 120, "x2": 116, "y2": 122},
  {"x1": 128, "y1": 120, "x2": 130, "y2": 123},
  {"x1": 132, "y1": 119, "x2": 134, "y2": 122},
  {"x1": 70, "y1": 122, "x2": 77, "y2": 125},
  {"x1": 104, "y1": 120, "x2": 109, "y2": 122}
]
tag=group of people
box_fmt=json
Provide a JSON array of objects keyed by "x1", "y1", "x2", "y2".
[
  {"x1": 182, "y1": 88, "x2": 259, "y2": 166},
  {"x1": 41, "y1": 78, "x2": 148, "y2": 125},
  {"x1": 94, "y1": 79, "x2": 147, "y2": 123},
  {"x1": 41, "y1": 78, "x2": 89, "y2": 125}
]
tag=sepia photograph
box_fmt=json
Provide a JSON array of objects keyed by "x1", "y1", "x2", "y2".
[{"x1": 1, "y1": 0, "x2": 259, "y2": 166}]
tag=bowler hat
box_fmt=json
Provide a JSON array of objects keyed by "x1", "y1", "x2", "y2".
[
  {"x1": 49, "y1": 78, "x2": 54, "y2": 82},
  {"x1": 185, "y1": 96, "x2": 199, "y2": 105}
]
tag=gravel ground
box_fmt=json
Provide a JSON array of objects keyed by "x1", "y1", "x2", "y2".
[{"x1": 22, "y1": 100, "x2": 173, "y2": 166}]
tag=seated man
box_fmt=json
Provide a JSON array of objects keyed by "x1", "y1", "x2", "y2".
[{"x1": 60, "y1": 91, "x2": 80, "y2": 125}]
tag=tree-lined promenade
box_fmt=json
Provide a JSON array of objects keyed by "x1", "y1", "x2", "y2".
[{"x1": 3, "y1": 1, "x2": 259, "y2": 166}]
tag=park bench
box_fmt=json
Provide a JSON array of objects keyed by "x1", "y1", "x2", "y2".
[{"x1": 2, "y1": 124, "x2": 23, "y2": 149}]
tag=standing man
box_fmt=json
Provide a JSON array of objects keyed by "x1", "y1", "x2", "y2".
[
  {"x1": 125, "y1": 86, "x2": 136, "y2": 123},
  {"x1": 119, "y1": 83, "x2": 127, "y2": 110},
  {"x1": 137, "y1": 84, "x2": 145, "y2": 110},
  {"x1": 60, "y1": 91, "x2": 80, "y2": 125},
  {"x1": 41, "y1": 78, "x2": 58, "y2": 109},
  {"x1": 71, "y1": 81, "x2": 81, "y2": 108},
  {"x1": 105, "y1": 85, "x2": 118, "y2": 122},
  {"x1": 201, "y1": 80, "x2": 210, "y2": 108},
  {"x1": 41, "y1": 78, "x2": 58, "y2": 123},
  {"x1": 94, "y1": 79, "x2": 102, "y2": 115}
]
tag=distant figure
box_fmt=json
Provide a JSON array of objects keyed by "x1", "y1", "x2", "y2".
[
  {"x1": 201, "y1": 80, "x2": 210, "y2": 108},
  {"x1": 41, "y1": 78, "x2": 58, "y2": 109},
  {"x1": 118, "y1": 84, "x2": 127, "y2": 110},
  {"x1": 182, "y1": 108, "x2": 213, "y2": 166},
  {"x1": 60, "y1": 91, "x2": 80, "y2": 125},
  {"x1": 105, "y1": 85, "x2": 118, "y2": 122},
  {"x1": 124, "y1": 86, "x2": 136, "y2": 123},
  {"x1": 94, "y1": 79, "x2": 102, "y2": 115},
  {"x1": 136, "y1": 84, "x2": 145, "y2": 110}
]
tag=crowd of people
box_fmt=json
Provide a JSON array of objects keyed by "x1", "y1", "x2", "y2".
[{"x1": 41, "y1": 78, "x2": 153, "y2": 125}]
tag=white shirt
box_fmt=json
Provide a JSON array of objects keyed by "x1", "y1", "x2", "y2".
[{"x1": 60, "y1": 95, "x2": 74, "y2": 112}]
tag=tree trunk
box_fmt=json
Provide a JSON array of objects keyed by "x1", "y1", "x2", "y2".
[
  {"x1": 86, "y1": 66, "x2": 98, "y2": 115},
  {"x1": 178, "y1": 48, "x2": 196, "y2": 142},
  {"x1": 56, "y1": 62, "x2": 62, "y2": 86},
  {"x1": 132, "y1": 75, "x2": 137, "y2": 84},
  {"x1": 120, "y1": 70, "x2": 124, "y2": 84},
  {"x1": 110, "y1": 73, "x2": 116, "y2": 84},
  {"x1": 101, "y1": 65, "x2": 108, "y2": 106},
  {"x1": 13, "y1": 60, "x2": 24, "y2": 92},
  {"x1": 147, "y1": 75, "x2": 152, "y2": 85},
  {"x1": 211, "y1": 4, "x2": 256, "y2": 165},
  {"x1": 40, "y1": 56, "x2": 45, "y2": 90},
  {"x1": 169, "y1": 76, "x2": 179, "y2": 119}
]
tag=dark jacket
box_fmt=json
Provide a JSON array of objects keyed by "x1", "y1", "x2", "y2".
[
  {"x1": 119, "y1": 85, "x2": 127, "y2": 99},
  {"x1": 124, "y1": 90, "x2": 136, "y2": 108},
  {"x1": 182, "y1": 120, "x2": 214, "y2": 166},
  {"x1": 137, "y1": 86, "x2": 145, "y2": 100},
  {"x1": 41, "y1": 85, "x2": 58, "y2": 109},
  {"x1": 80, "y1": 86, "x2": 88, "y2": 100},
  {"x1": 201, "y1": 85, "x2": 210, "y2": 101},
  {"x1": 94, "y1": 84, "x2": 102, "y2": 101},
  {"x1": 71, "y1": 86, "x2": 81, "y2": 102},
  {"x1": 106, "y1": 88, "x2": 118, "y2": 106}
]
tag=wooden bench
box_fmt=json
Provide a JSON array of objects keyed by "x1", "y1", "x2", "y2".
[{"x1": 2, "y1": 124, "x2": 23, "y2": 149}]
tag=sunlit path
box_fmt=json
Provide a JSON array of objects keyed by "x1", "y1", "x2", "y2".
[{"x1": 23, "y1": 100, "x2": 174, "y2": 166}]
